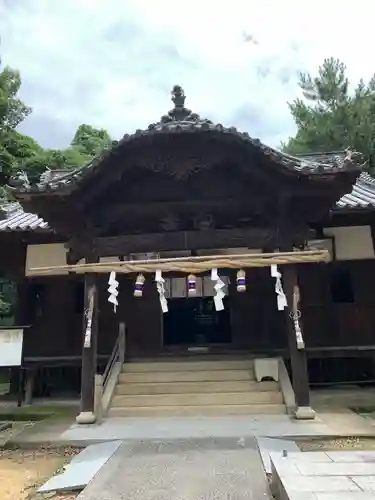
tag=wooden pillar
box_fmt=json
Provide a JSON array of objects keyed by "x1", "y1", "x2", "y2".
[
  {"x1": 24, "y1": 368, "x2": 35, "y2": 405},
  {"x1": 76, "y1": 255, "x2": 99, "y2": 424},
  {"x1": 282, "y1": 264, "x2": 315, "y2": 419}
]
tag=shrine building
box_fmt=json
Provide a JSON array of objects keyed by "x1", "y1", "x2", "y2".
[{"x1": 0, "y1": 86, "x2": 373, "y2": 423}]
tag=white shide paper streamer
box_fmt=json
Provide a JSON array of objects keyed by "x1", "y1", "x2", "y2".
[
  {"x1": 108, "y1": 271, "x2": 119, "y2": 313},
  {"x1": 155, "y1": 270, "x2": 168, "y2": 313},
  {"x1": 211, "y1": 268, "x2": 225, "y2": 311},
  {"x1": 84, "y1": 290, "x2": 94, "y2": 348},
  {"x1": 292, "y1": 286, "x2": 305, "y2": 350},
  {"x1": 270, "y1": 264, "x2": 287, "y2": 311}
]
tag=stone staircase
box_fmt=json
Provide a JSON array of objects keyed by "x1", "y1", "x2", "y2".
[{"x1": 108, "y1": 358, "x2": 286, "y2": 417}]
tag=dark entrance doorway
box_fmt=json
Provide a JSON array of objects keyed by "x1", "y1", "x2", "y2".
[{"x1": 163, "y1": 296, "x2": 231, "y2": 346}]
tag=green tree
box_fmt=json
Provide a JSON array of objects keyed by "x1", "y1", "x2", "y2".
[
  {"x1": 0, "y1": 58, "x2": 36, "y2": 185},
  {"x1": 21, "y1": 124, "x2": 113, "y2": 181},
  {"x1": 0, "y1": 58, "x2": 113, "y2": 188},
  {"x1": 71, "y1": 124, "x2": 112, "y2": 156},
  {"x1": 283, "y1": 57, "x2": 375, "y2": 171},
  {"x1": 0, "y1": 63, "x2": 31, "y2": 131},
  {"x1": 21, "y1": 147, "x2": 91, "y2": 181}
]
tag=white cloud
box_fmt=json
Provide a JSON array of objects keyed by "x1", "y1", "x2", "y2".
[{"x1": 0, "y1": 0, "x2": 374, "y2": 148}]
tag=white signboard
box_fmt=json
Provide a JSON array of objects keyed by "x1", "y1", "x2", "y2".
[{"x1": 0, "y1": 329, "x2": 24, "y2": 366}]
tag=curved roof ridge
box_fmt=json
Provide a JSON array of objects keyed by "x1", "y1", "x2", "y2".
[{"x1": 8, "y1": 87, "x2": 365, "y2": 195}]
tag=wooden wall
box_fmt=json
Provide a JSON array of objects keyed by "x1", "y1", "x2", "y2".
[
  {"x1": 299, "y1": 260, "x2": 375, "y2": 348},
  {"x1": 229, "y1": 269, "x2": 287, "y2": 351},
  {"x1": 22, "y1": 274, "x2": 163, "y2": 360},
  {"x1": 16, "y1": 258, "x2": 375, "y2": 362}
]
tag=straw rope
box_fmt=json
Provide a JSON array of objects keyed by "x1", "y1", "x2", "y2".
[{"x1": 29, "y1": 249, "x2": 330, "y2": 276}]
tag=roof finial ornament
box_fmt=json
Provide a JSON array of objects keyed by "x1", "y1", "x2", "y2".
[
  {"x1": 150, "y1": 85, "x2": 211, "y2": 126},
  {"x1": 171, "y1": 85, "x2": 185, "y2": 109}
]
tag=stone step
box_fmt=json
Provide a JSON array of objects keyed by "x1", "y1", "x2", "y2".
[
  {"x1": 108, "y1": 403, "x2": 286, "y2": 417},
  {"x1": 119, "y1": 369, "x2": 255, "y2": 384},
  {"x1": 111, "y1": 391, "x2": 283, "y2": 407},
  {"x1": 122, "y1": 359, "x2": 253, "y2": 373},
  {"x1": 115, "y1": 380, "x2": 278, "y2": 395}
]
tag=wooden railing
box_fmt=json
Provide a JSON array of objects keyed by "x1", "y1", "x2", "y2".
[
  {"x1": 102, "y1": 322, "x2": 126, "y2": 393},
  {"x1": 95, "y1": 322, "x2": 126, "y2": 420}
]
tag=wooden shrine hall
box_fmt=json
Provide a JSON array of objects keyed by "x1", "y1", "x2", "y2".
[{"x1": 0, "y1": 85, "x2": 371, "y2": 423}]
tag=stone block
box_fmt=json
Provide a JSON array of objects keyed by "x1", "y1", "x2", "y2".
[
  {"x1": 294, "y1": 406, "x2": 316, "y2": 420},
  {"x1": 75, "y1": 411, "x2": 96, "y2": 425},
  {"x1": 38, "y1": 440, "x2": 122, "y2": 493},
  {"x1": 315, "y1": 494, "x2": 375, "y2": 499},
  {"x1": 284, "y1": 452, "x2": 332, "y2": 463},
  {"x1": 256, "y1": 437, "x2": 299, "y2": 473},
  {"x1": 296, "y1": 461, "x2": 375, "y2": 476},
  {"x1": 351, "y1": 476, "x2": 375, "y2": 492},
  {"x1": 254, "y1": 357, "x2": 279, "y2": 382},
  {"x1": 327, "y1": 451, "x2": 375, "y2": 463},
  {"x1": 287, "y1": 494, "x2": 318, "y2": 500},
  {"x1": 281, "y1": 475, "x2": 360, "y2": 492}
]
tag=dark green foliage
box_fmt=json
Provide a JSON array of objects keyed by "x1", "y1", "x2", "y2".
[
  {"x1": 283, "y1": 57, "x2": 375, "y2": 172},
  {"x1": 0, "y1": 56, "x2": 113, "y2": 196},
  {"x1": 71, "y1": 124, "x2": 112, "y2": 156}
]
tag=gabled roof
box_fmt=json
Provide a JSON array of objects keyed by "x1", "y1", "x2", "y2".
[{"x1": 8, "y1": 86, "x2": 364, "y2": 196}]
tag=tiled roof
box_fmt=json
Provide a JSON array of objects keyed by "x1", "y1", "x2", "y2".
[
  {"x1": 337, "y1": 172, "x2": 375, "y2": 208},
  {"x1": 0, "y1": 203, "x2": 48, "y2": 232},
  {"x1": 8, "y1": 87, "x2": 364, "y2": 195},
  {"x1": 1, "y1": 171, "x2": 375, "y2": 232}
]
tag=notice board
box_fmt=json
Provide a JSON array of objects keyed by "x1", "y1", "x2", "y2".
[{"x1": 0, "y1": 328, "x2": 24, "y2": 366}]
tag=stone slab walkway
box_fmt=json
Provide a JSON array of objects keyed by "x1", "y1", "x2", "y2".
[
  {"x1": 58, "y1": 414, "x2": 373, "y2": 443},
  {"x1": 271, "y1": 451, "x2": 375, "y2": 499},
  {"x1": 6, "y1": 410, "x2": 375, "y2": 448},
  {"x1": 77, "y1": 437, "x2": 271, "y2": 500},
  {"x1": 6, "y1": 414, "x2": 337, "y2": 447}
]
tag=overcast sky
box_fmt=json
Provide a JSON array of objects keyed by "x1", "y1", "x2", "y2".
[{"x1": 0, "y1": 0, "x2": 373, "y2": 149}]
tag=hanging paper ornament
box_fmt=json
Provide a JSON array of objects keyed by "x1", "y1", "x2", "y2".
[
  {"x1": 108, "y1": 271, "x2": 119, "y2": 313},
  {"x1": 291, "y1": 284, "x2": 305, "y2": 350},
  {"x1": 84, "y1": 288, "x2": 95, "y2": 348},
  {"x1": 270, "y1": 264, "x2": 287, "y2": 311},
  {"x1": 211, "y1": 268, "x2": 225, "y2": 311},
  {"x1": 187, "y1": 274, "x2": 197, "y2": 296},
  {"x1": 155, "y1": 270, "x2": 168, "y2": 313},
  {"x1": 134, "y1": 273, "x2": 145, "y2": 297},
  {"x1": 236, "y1": 269, "x2": 246, "y2": 292}
]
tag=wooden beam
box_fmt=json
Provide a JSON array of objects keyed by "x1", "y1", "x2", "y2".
[
  {"x1": 87, "y1": 227, "x2": 313, "y2": 258},
  {"x1": 90, "y1": 198, "x2": 273, "y2": 234}
]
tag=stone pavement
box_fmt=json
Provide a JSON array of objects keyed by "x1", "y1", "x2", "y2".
[
  {"x1": 77, "y1": 437, "x2": 271, "y2": 500},
  {"x1": 271, "y1": 451, "x2": 375, "y2": 499},
  {"x1": 6, "y1": 411, "x2": 375, "y2": 448},
  {"x1": 5, "y1": 415, "x2": 340, "y2": 447}
]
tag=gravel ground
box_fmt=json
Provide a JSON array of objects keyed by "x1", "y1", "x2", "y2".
[
  {"x1": 0, "y1": 447, "x2": 80, "y2": 499},
  {"x1": 298, "y1": 437, "x2": 375, "y2": 451},
  {"x1": 0, "y1": 423, "x2": 80, "y2": 500}
]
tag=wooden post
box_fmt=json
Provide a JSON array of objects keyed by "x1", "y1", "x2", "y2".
[
  {"x1": 282, "y1": 264, "x2": 315, "y2": 420},
  {"x1": 24, "y1": 368, "x2": 35, "y2": 405},
  {"x1": 76, "y1": 255, "x2": 99, "y2": 425}
]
